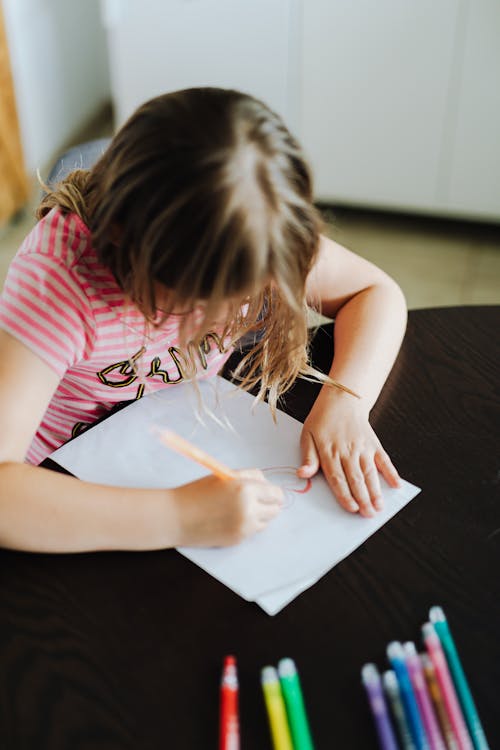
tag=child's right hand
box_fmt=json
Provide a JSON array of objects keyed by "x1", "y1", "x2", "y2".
[{"x1": 172, "y1": 470, "x2": 284, "y2": 547}]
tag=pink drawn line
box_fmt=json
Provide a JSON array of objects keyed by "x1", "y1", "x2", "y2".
[
  {"x1": 294, "y1": 478, "x2": 312, "y2": 494},
  {"x1": 261, "y1": 466, "x2": 312, "y2": 494}
]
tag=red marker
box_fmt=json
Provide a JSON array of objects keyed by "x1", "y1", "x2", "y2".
[{"x1": 220, "y1": 655, "x2": 240, "y2": 750}]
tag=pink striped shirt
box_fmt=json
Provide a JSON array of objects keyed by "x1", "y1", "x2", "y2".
[{"x1": 0, "y1": 209, "x2": 233, "y2": 464}]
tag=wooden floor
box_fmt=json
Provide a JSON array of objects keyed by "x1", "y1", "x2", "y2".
[{"x1": 321, "y1": 205, "x2": 500, "y2": 309}]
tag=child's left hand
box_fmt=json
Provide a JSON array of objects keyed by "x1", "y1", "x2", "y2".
[{"x1": 297, "y1": 388, "x2": 401, "y2": 517}]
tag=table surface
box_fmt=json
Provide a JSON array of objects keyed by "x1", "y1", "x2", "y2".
[{"x1": 0, "y1": 306, "x2": 499, "y2": 749}]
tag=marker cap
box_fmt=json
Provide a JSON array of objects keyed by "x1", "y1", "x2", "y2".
[
  {"x1": 402, "y1": 641, "x2": 418, "y2": 658},
  {"x1": 382, "y1": 670, "x2": 399, "y2": 692},
  {"x1": 387, "y1": 641, "x2": 405, "y2": 660},
  {"x1": 278, "y1": 658, "x2": 297, "y2": 678},
  {"x1": 361, "y1": 663, "x2": 381, "y2": 686},
  {"x1": 261, "y1": 666, "x2": 279, "y2": 685},
  {"x1": 422, "y1": 622, "x2": 438, "y2": 641},
  {"x1": 429, "y1": 606, "x2": 446, "y2": 623}
]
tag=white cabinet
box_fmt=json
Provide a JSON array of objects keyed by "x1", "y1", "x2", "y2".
[
  {"x1": 102, "y1": 0, "x2": 500, "y2": 221},
  {"x1": 446, "y1": 0, "x2": 500, "y2": 218},
  {"x1": 102, "y1": 0, "x2": 300, "y2": 131},
  {"x1": 299, "y1": 0, "x2": 500, "y2": 221},
  {"x1": 299, "y1": 1, "x2": 458, "y2": 212}
]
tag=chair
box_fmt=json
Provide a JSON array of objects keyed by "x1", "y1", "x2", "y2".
[{"x1": 46, "y1": 137, "x2": 111, "y2": 186}]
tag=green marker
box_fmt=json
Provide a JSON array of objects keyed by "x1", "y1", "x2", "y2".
[
  {"x1": 429, "y1": 606, "x2": 490, "y2": 750},
  {"x1": 277, "y1": 658, "x2": 315, "y2": 750}
]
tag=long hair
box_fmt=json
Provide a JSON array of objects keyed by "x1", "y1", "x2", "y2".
[{"x1": 38, "y1": 88, "x2": 342, "y2": 411}]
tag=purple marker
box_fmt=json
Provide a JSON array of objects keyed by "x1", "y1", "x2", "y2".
[
  {"x1": 403, "y1": 642, "x2": 447, "y2": 750},
  {"x1": 362, "y1": 663, "x2": 399, "y2": 750}
]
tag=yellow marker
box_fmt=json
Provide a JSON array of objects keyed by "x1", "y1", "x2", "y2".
[{"x1": 261, "y1": 666, "x2": 294, "y2": 750}]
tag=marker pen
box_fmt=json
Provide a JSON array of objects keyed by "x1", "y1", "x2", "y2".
[
  {"x1": 278, "y1": 658, "x2": 314, "y2": 750},
  {"x1": 421, "y1": 652, "x2": 459, "y2": 750},
  {"x1": 403, "y1": 641, "x2": 446, "y2": 750},
  {"x1": 261, "y1": 666, "x2": 293, "y2": 750},
  {"x1": 422, "y1": 623, "x2": 473, "y2": 750},
  {"x1": 383, "y1": 670, "x2": 418, "y2": 750},
  {"x1": 220, "y1": 655, "x2": 240, "y2": 750},
  {"x1": 387, "y1": 641, "x2": 430, "y2": 750},
  {"x1": 429, "y1": 607, "x2": 489, "y2": 750},
  {"x1": 362, "y1": 663, "x2": 399, "y2": 750}
]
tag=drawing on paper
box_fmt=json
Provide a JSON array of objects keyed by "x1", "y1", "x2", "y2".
[{"x1": 261, "y1": 466, "x2": 312, "y2": 508}]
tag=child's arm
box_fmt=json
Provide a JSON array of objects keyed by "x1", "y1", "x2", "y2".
[
  {"x1": 0, "y1": 331, "x2": 282, "y2": 552},
  {"x1": 301, "y1": 234, "x2": 407, "y2": 517}
]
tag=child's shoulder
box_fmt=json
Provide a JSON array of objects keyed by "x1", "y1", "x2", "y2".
[{"x1": 17, "y1": 208, "x2": 93, "y2": 272}]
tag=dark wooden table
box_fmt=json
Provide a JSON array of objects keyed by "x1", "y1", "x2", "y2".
[{"x1": 0, "y1": 306, "x2": 499, "y2": 749}]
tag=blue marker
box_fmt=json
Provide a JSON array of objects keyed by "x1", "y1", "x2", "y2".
[
  {"x1": 429, "y1": 606, "x2": 490, "y2": 750},
  {"x1": 387, "y1": 641, "x2": 430, "y2": 750}
]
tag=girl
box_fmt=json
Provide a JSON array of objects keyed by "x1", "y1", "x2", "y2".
[{"x1": 0, "y1": 88, "x2": 406, "y2": 553}]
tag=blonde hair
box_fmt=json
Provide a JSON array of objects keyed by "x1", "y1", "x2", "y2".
[
  {"x1": 37, "y1": 168, "x2": 90, "y2": 224},
  {"x1": 38, "y1": 88, "x2": 349, "y2": 412}
]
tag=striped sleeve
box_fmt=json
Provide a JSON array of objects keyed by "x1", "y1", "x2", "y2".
[{"x1": 0, "y1": 253, "x2": 95, "y2": 378}]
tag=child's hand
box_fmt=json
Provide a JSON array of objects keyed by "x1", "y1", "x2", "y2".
[
  {"x1": 173, "y1": 470, "x2": 284, "y2": 547},
  {"x1": 297, "y1": 389, "x2": 400, "y2": 517}
]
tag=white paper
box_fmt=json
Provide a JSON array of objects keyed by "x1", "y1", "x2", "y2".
[
  {"x1": 255, "y1": 577, "x2": 318, "y2": 616},
  {"x1": 52, "y1": 377, "x2": 420, "y2": 614}
]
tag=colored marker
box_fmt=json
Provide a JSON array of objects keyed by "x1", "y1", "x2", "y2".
[
  {"x1": 383, "y1": 670, "x2": 418, "y2": 750},
  {"x1": 155, "y1": 427, "x2": 238, "y2": 480},
  {"x1": 361, "y1": 664, "x2": 399, "y2": 750},
  {"x1": 421, "y1": 653, "x2": 459, "y2": 750},
  {"x1": 422, "y1": 624, "x2": 473, "y2": 750},
  {"x1": 403, "y1": 642, "x2": 446, "y2": 750},
  {"x1": 220, "y1": 655, "x2": 240, "y2": 750},
  {"x1": 261, "y1": 666, "x2": 294, "y2": 750},
  {"x1": 387, "y1": 641, "x2": 430, "y2": 750},
  {"x1": 429, "y1": 607, "x2": 490, "y2": 750},
  {"x1": 278, "y1": 658, "x2": 315, "y2": 750}
]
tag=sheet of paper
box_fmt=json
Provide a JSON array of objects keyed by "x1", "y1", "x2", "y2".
[
  {"x1": 52, "y1": 377, "x2": 420, "y2": 614},
  {"x1": 256, "y1": 577, "x2": 318, "y2": 616}
]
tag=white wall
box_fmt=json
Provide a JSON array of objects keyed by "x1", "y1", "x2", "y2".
[{"x1": 3, "y1": 0, "x2": 110, "y2": 174}]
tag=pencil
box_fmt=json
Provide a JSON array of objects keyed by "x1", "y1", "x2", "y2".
[{"x1": 155, "y1": 427, "x2": 238, "y2": 481}]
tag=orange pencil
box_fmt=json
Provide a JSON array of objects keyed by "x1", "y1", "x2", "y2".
[{"x1": 155, "y1": 427, "x2": 238, "y2": 481}]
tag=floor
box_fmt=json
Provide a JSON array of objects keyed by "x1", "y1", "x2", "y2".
[
  {"x1": 321, "y1": 206, "x2": 500, "y2": 309},
  {"x1": 1, "y1": 113, "x2": 499, "y2": 309}
]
